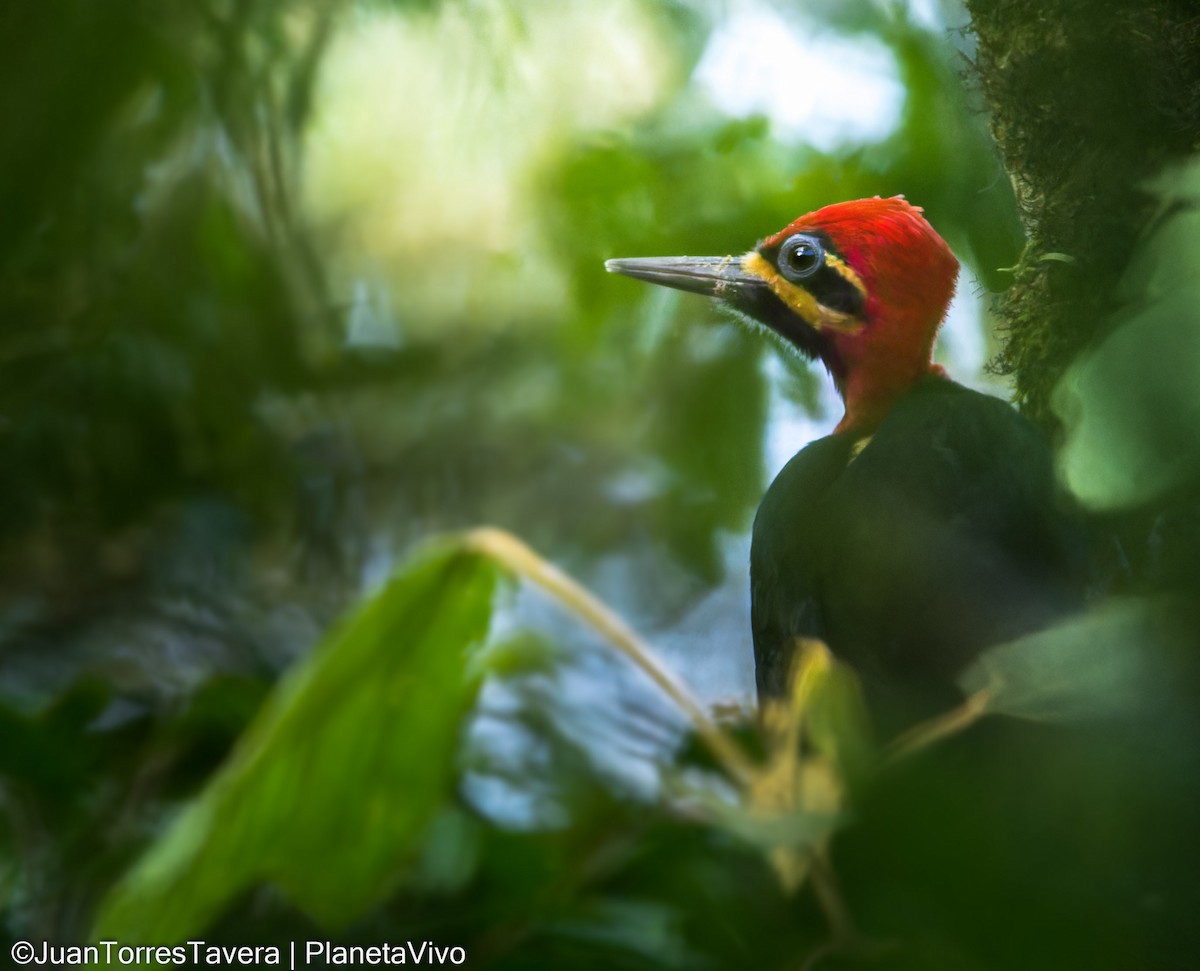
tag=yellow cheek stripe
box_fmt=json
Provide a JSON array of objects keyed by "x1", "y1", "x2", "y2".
[
  {"x1": 741, "y1": 252, "x2": 865, "y2": 335},
  {"x1": 824, "y1": 252, "x2": 866, "y2": 296}
]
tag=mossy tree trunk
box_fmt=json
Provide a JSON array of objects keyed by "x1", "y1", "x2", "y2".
[{"x1": 967, "y1": 0, "x2": 1200, "y2": 429}]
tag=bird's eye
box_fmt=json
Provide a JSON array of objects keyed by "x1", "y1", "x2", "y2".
[{"x1": 777, "y1": 234, "x2": 824, "y2": 282}]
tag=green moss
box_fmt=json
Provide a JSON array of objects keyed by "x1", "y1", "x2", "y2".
[{"x1": 967, "y1": 0, "x2": 1200, "y2": 428}]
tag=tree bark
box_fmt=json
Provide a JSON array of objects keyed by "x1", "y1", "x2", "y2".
[{"x1": 967, "y1": 0, "x2": 1200, "y2": 429}]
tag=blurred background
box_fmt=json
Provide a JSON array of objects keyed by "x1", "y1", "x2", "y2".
[
  {"x1": 0, "y1": 0, "x2": 1018, "y2": 700},
  {"x1": 17, "y1": 0, "x2": 1183, "y2": 966}
]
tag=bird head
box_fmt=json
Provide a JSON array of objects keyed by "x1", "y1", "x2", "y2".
[{"x1": 606, "y1": 196, "x2": 959, "y2": 433}]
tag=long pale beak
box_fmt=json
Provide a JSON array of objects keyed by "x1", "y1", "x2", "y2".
[
  {"x1": 606, "y1": 253, "x2": 830, "y2": 360},
  {"x1": 605, "y1": 255, "x2": 763, "y2": 300}
]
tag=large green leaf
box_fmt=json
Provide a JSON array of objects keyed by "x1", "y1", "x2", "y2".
[
  {"x1": 958, "y1": 598, "x2": 1176, "y2": 722},
  {"x1": 1054, "y1": 161, "x2": 1200, "y2": 511},
  {"x1": 93, "y1": 543, "x2": 501, "y2": 941}
]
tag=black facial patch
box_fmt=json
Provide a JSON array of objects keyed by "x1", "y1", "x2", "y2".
[
  {"x1": 730, "y1": 281, "x2": 835, "y2": 364},
  {"x1": 804, "y1": 263, "x2": 866, "y2": 315},
  {"x1": 759, "y1": 232, "x2": 866, "y2": 318}
]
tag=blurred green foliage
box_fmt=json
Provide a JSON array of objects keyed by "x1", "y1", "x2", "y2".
[
  {"x1": 1, "y1": 0, "x2": 1198, "y2": 968},
  {"x1": 1055, "y1": 161, "x2": 1200, "y2": 515},
  {"x1": 95, "y1": 543, "x2": 500, "y2": 939}
]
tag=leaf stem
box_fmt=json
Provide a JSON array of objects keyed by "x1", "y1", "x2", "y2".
[
  {"x1": 461, "y1": 527, "x2": 756, "y2": 788},
  {"x1": 883, "y1": 689, "x2": 991, "y2": 764}
]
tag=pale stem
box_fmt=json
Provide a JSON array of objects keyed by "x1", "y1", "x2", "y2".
[{"x1": 461, "y1": 527, "x2": 757, "y2": 788}]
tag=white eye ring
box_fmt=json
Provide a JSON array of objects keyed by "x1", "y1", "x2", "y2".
[{"x1": 778, "y1": 234, "x2": 824, "y2": 282}]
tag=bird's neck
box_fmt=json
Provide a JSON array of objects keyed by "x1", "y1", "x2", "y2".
[{"x1": 834, "y1": 360, "x2": 946, "y2": 435}]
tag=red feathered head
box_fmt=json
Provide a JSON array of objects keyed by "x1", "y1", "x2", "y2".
[{"x1": 607, "y1": 196, "x2": 960, "y2": 432}]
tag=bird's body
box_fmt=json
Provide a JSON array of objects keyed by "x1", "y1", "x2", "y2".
[
  {"x1": 607, "y1": 197, "x2": 1083, "y2": 720},
  {"x1": 751, "y1": 375, "x2": 1084, "y2": 723}
]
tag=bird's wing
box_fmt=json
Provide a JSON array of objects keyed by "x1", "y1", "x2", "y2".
[
  {"x1": 822, "y1": 380, "x2": 1087, "y2": 681},
  {"x1": 750, "y1": 433, "x2": 855, "y2": 699},
  {"x1": 750, "y1": 380, "x2": 1086, "y2": 711}
]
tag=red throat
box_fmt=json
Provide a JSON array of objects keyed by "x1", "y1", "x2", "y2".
[{"x1": 769, "y1": 197, "x2": 959, "y2": 435}]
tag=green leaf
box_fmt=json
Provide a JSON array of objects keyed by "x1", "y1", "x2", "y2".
[
  {"x1": 1054, "y1": 160, "x2": 1200, "y2": 510},
  {"x1": 958, "y1": 598, "x2": 1173, "y2": 722},
  {"x1": 1054, "y1": 289, "x2": 1200, "y2": 510},
  {"x1": 803, "y1": 653, "x2": 876, "y2": 787},
  {"x1": 92, "y1": 543, "x2": 502, "y2": 941}
]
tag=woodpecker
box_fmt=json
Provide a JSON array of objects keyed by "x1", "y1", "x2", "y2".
[{"x1": 608, "y1": 197, "x2": 1084, "y2": 725}]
